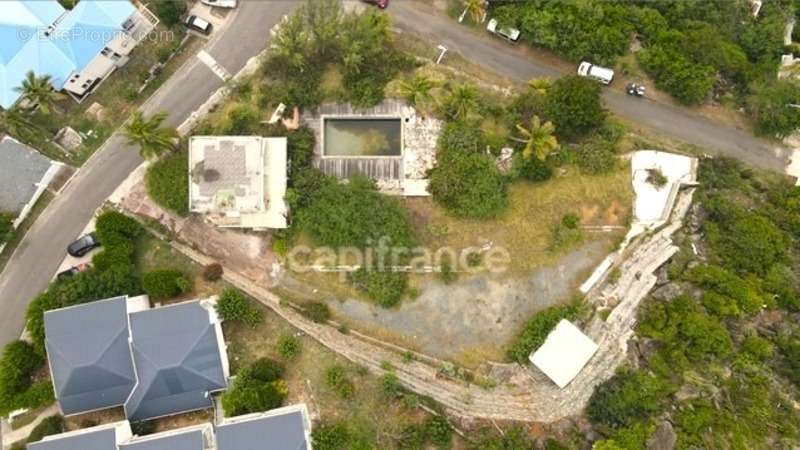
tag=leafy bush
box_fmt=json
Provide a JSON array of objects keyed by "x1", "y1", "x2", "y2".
[
  {"x1": 146, "y1": 151, "x2": 189, "y2": 216},
  {"x1": 587, "y1": 369, "x2": 670, "y2": 428},
  {"x1": 380, "y1": 372, "x2": 403, "y2": 398},
  {"x1": 424, "y1": 415, "x2": 453, "y2": 447},
  {"x1": 287, "y1": 127, "x2": 316, "y2": 179},
  {"x1": 216, "y1": 288, "x2": 263, "y2": 326},
  {"x1": 515, "y1": 153, "x2": 553, "y2": 182},
  {"x1": 325, "y1": 365, "x2": 355, "y2": 399},
  {"x1": 437, "y1": 121, "x2": 487, "y2": 156},
  {"x1": 0, "y1": 340, "x2": 44, "y2": 414},
  {"x1": 0, "y1": 213, "x2": 14, "y2": 244},
  {"x1": 638, "y1": 42, "x2": 715, "y2": 105},
  {"x1": 348, "y1": 269, "x2": 408, "y2": 308},
  {"x1": 544, "y1": 76, "x2": 606, "y2": 140},
  {"x1": 506, "y1": 300, "x2": 584, "y2": 363},
  {"x1": 26, "y1": 415, "x2": 65, "y2": 443},
  {"x1": 312, "y1": 423, "x2": 352, "y2": 450},
  {"x1": 223, "y1": 358, "x2": 287, "y2": 416},
  {"x1": 428, "y1": 150, "x2": 508, "y2": 219},
  {"x1": 276, "y1": 334, "x2": 301, "y2": 359},
  {"x1": 152, "y1": 0, "x2": 186, "y2": 28},
  {"x1": 202, "y1": 263, "x2": 224, "y2": 281},
  {"x1": 646, "y1": 168, "x2": 668, "y2": 188},
  {"x1": 95, "y1": 211, "x2": 142, "y2": 242},
  {"x1": 223, "y1": 104, "x2": 260, "y2": 135},
  {"x1": 302, "y1": 301, "x2": 331, "y2": 323},
  {"x1": 141, "y1": 269, "x2": 189, "y2": 299},
  {"x1": 130, "y1": 420, "x2": 157, "y2": 436},
  {"x1": 747, "y1": 80, "x2": 800, "y2": 138}
]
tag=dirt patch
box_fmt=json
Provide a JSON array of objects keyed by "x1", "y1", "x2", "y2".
[{"x1": 327, "y1": 238, "x2": 612, "y2": 364}]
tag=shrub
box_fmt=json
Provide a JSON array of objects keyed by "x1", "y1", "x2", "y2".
[
  {"x1": 424, "y1": 415, "x2": 453, "y2": 447},
  {"x1": 130, "y1": 420, "x2": 156, "y2": 436},
  {"x1": 575, "y1": 138, "x2": 618, "y2": 175},
  {"x1": 428, "y1": 150, "x2": 508, "y2": 219},
  {"x1": 223, "y1": 104, "x2": 260, "y2": 134},
  {"x1": 348, "y1": 269, "x2": 408, "y2": 308},
  {"x1": 312, "y1": 423, "x2": 351, "y2": 450},
  {"x1": 399, "y1": 424, "x2": 427, "y2": 449},
  {"x1": 92, "y1": 241, "x2": 135, "y2": 271},
  {"x1": 146, "y1": 151, "x2": 189, "y2": 216},
  {"x1": 302, "y1": 301, "x2": 331, "y2": 323},
  {"x1": 380, "y1": 372, "x2": 403, "y2": 398},
  {"x1": 141, "y1": 269, "x2": 189, "y2": 299},
  {"x1": 216, "y1": 288, "x2": 263, "y2": 326},
  {"x1": 0, "y1": 340, "x2": 44, "y2": 411},
  {"x1": 202, "y1": 263, "x2": 224, "y2": 281},
  {"x1": 95, "y1": 211, "x2": 142, "y2": 242},
  {"x1": 437, "y1": 121, "x2": 487, "y2": 156},
  {"x1": 545, "y1": 76, "x2": 606, "y2": 140},
  {"x1": 27, "y1": 415, "x2": 65, "y2": 443},
  {"x1": 747, "y1": 80, "x2": 800, "y2": 138},
  {"x1": 587, "y1": 369, "x2": 670, "y2": 428},
  {"x1": 276, "y1": 334, "x2": 301, "y2": 359},
  {"x1": 646, "y1": 168, "x2": 668, "y2": 188},
  {"x1": 506, "y1": 300, "x2": 583, "y2": 363},
  {"x1": 515, "y1": 153, "x2": 553, "y2": 182},
  {"x1": 152, "y1": 0, "x2": 186, "y2": 28},
  {"x1": 287, "y1": 127, "x2": 316, "y2": 178},
  {"x1": 223, "y1": 358, "x2": 287, "y2": 416},
  {"x1": 325, "y1": 365, "x2": 355, "y2": 399},
  {"x1": 0, "y1": 213, "x2": 15, "y2": 244}
]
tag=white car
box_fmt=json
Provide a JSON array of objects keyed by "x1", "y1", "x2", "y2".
[
  {"x1": 577, "y1": 61, "x2": 614, "y2": 85},
  {"x1": 486, "y1": 18, "x2": 520, "y2": 43},
  {"x1": 201, "y1": 0, "x2": 237, "y2": 8}
]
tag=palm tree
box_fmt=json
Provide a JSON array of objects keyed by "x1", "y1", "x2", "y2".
[
  {"x1": 14, "y1": 71, "x2": 66, "y2": 114},
  {"x1": 397, "y1": 75, "x2": 437, "y2": 111},
  {"x1": 527, "y1": 77, "x2": 551, "y2": 96},
  {"x1": 460, "y1": 0, "x2": 487, "y2": 23},
  {"x1": 124, "y1": 111, "x2": 178, "y2": 159},
  {"x1": 444, "y1": 83, "x2": 480, "y2": 122},
  {"x1": 513, "y1": 115, "x2": 558, "y2": 161},
  {"x1": 0, "y1": 107, "x2": 39, "y2": 138}
]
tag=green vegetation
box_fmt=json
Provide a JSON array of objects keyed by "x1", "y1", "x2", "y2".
[
  {"x1": 145, "y1": 150, "x2": 189, "y2": 216},
  {"x1": 491, "y1": 0, "x2": 797, "y2": 133},
  {"x1": 544, "y1": 76, "x2": 606, "y2": 140},
  {"x1": 265, "y1": 0, "x2": 414, "y2": 109},
  {"x1": 216, "y1": 288, "x2": 264, "y2": 327},
  {"x1": 506, "y1": 300, "x2": 584, "y2": 364},
  {"x1": 141, "y1": 268, "x2": 190, "y2": 299},
  {"x1": 586, "y1": 157, "x2": 800, "y2": 447},
  {"x1": 222, "y1": 358, "x2": 288, "y2": 416},
  {"x1": 26, "y1": 415, "x2": 65, "y2": 444},
  {"x1": 0, "y1": 340, "x2": 51, "y2": 416},
  {"x1": 124, "y1": 111, "x2": 178, "y2": 160},
  {"x1": 276, "y1": 334, "x2": 301, "y2": 359},
  {"x1": 0, "y1": 213, "x2": 14, "y2": 244},
  {"x1": 152, "y1": 0, "x2": 187, "y2": 28},
  {"x1": 325, "y1": 365, "x2": 356, "y2": 399},
  {"x1": 14, "y1": 71, "x2": 66, "y2": 115}
]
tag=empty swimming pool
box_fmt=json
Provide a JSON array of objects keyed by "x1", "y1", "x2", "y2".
[{"x1": 323, "y1": 117, "x2": 402, "y2": 157}]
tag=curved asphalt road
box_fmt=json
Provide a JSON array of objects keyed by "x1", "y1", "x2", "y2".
[
  {"x1": 388, "y1": 1, "x2": 794, "y2": 173},
  {"x1": 0, "y1": 1, "x2": 297, "y2": 346}
]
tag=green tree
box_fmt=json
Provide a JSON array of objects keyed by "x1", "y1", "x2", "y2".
[
  {"x1": 513, "y1": 115, "x2": 558, "y2": 161},
  {"x1": 124, "y1": 111, "x2": 178, "y2": 159},
  {"x1": 145, "y1": 150, "x2": 189, "y2": 215},
  {"x1": 746, "y1": 80, "x2": 800, "y2": 138},
  {"x1": 223, "y1": 358, "x2": 287, "y2": 416},
  {"x1": 216, "y1": 288, "x2": 263, "y2": 326},
  {"x1": 443, "y1": 83, "x2": 480, "y2": 122},
  {"x1": 397, "y1": 75, "x2": 437, "y2": 113},
  {"x1": 545, "y1": 76, "x2": 606, "y2": 139},
  {"x1": 587, "y1": 369, "x2": 670, "y2": 428},
  {"x1": 0, "y1": 107, "x2": 39, "y2": 138},
  {"x1": 141, "y1": 269, "x2": 189, "y2": 299},
  {"x1": 152, "y1": 0, "x2": 186, "y2": 28},
  {"x1": 428, "y1": 150, "x2": 508, "y2": 219},
  {"x1": 14, "y1": 71, "x2": 65, "y2": 114}
]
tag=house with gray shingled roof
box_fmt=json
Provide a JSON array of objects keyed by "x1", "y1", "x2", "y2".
[
  {"x1": 24, "y1": 405, "x2": 311, "y2": 450},
  {"x1": 44, "y1": 296, "x2": 229, "y2": 421},
  {"x1": 0, "y1": 135, "x2": 61, "y2": 229},
  {"x1": 27, "y1": 420, "x2": 132, "y2": 450}
]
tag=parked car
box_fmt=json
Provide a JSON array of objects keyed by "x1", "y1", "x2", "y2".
[
  {"x1": 57, "y1": 263, "x2": 90, "y2": 281},
  {"x1": 361, "y1": 0, "x2": 389, "y2": 8},
  {"x1": 201, "y1": 0, "x2": 237, "y2": 8},
  {"x1": 185, "y1": 15, "x2": 213, "y2": 35},
  {"x1": 67, "y1": 232, "x2": 101, "y2": 257},
  {"x1": 577, "y1": 61, "x2": 614, "y2": 85},
  {"x1": 486, "y1": 18, "x2": 520, "y2": 43}
]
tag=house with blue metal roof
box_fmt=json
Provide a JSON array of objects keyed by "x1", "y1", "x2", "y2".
[
  {"x1": 44, "y1": 296, "x2": 230, "y2": 422},
  {"x1": 27, "y1": 420, "x2": 132, "y2": 450},
  {"x1": 0, "y1": 0, "x2": 158, "y2": 109}
]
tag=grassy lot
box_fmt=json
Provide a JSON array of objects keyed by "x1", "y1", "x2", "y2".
[
  {"x1": 408, "y1": 163, "x2": 632, "y2": 273},
  {"x1": 224, "y1": 298, "x2": 468, "y2": 449}
]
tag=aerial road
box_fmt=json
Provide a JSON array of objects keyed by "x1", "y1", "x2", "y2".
[
  {"x1": 0, "y1": 1, "x2": 297, "y2": 346},
  {"x1": 387, "y1": 0, "x2": 794, "y2": 173}
]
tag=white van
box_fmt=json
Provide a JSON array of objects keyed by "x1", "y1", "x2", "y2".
[{"x1": 577, "y1": 61, "x2": 614, "y2": 85}]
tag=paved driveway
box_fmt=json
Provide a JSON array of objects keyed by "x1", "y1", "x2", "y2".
[{"x1": 0, "y1": 1, "x2": 297, "y2": 347}]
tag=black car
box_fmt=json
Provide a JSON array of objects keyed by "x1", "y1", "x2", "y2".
[{"x1": 67, "y1": 232, "x2": 101, "y2": 257}]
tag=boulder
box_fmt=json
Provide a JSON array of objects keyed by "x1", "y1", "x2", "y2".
[{"x1": 647, "y1": 421, "x2": 676, "y2": 450}]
